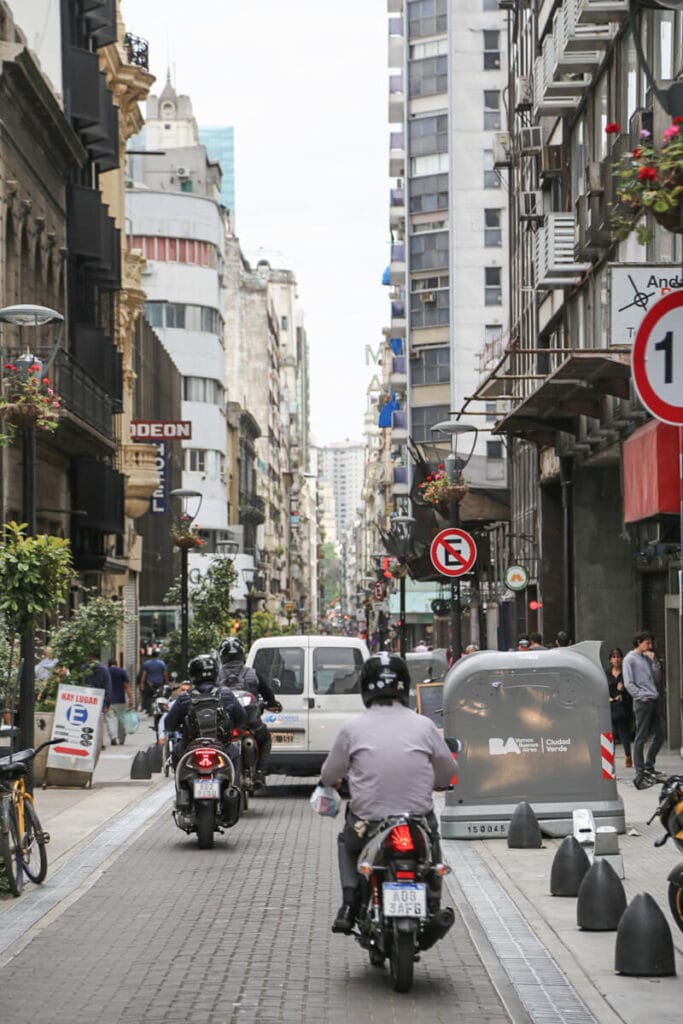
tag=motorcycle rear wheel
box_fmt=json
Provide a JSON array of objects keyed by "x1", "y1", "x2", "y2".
[
  {"x1": 389, "y1": 926, "x2": 414, "y2": 993},
  {"x1": 196, "y1": 802, "x2": 215, "y2": 849},
  {"x1": 668, "y1": 880, "x2": 683, "y2": 933}
]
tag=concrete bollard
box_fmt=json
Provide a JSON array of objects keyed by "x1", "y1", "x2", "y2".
[
  {"x1": 147, "y1": 743, "x2": 164, "y2": 773},
  {"x1": 615, "y1": 893, "x2": 676, "y2": 976},
  {"x1": 130, "y1": 749, "x2": 152, "y2": 779},
  {"x1": 577, "y1": 859, "x2": 627, "y2": 930},
  {"x1": 550, "y1": 836, "x2": 591, "y2": 896},
  {"x1": 507, "y1": 800, "x2": 542, "y2": 849}
]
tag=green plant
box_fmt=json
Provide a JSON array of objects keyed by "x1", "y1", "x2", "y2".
[
  {"x1": 163, "y1": 556, "x2": 239, "y2": 673},
  {"x1": 50, "y1": 593, "x2": 127, "y2": 680},
  {"x1": 417, "y1": 467, "x2": 467, "y2": 507},
  {"x1": 610, "y1": 117, "x2": 683, "y2": 244},
  {"x1": 0, "y1": 362, "x2": 61, "y2": 444},
  {"x1": 0, "y1": 522, "x2": 73, "y2": 634},
  {"x1": 35, "y1": 665, "x2": 70, "y2": 712}
]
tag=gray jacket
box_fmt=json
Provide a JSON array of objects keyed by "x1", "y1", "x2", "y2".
[{"x1": 622, "y1": 650, "x2": 661, "y2": 701}]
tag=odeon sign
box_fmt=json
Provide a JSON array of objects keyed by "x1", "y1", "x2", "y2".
[{"x1": 130, "y1": 420, "x2": 192, "y2": 440}]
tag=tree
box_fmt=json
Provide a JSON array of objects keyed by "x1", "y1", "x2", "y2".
[
  {"x1": 163, "y1": 557, "x2": 239, "y2": 674},
  {"x1": 50, "y1": 593, "x2": 127, "y2": 681},
  {"x1": 320, "y1": 541, "x2": 341, "y2": 607}
]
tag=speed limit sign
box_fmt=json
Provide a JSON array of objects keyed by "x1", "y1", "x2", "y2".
[{"x1": 632, "y1": 291, "x2": 683, "y2": 426}]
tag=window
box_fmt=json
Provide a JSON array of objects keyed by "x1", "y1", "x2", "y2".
[
  {"x1": 411, "y1": 345, "x2": 450, "y2": 384},
  {"x1": 312, "y1": 647, "x2": 363, "y2": 694},
  {"x1": 144, "y1": 302, "x2": 163, "y2": 327},
  {"x1": 410, "y1": 276, "x2": 450, "y2": 328},
  {"x1": 408, "y1": 0, "x2": 447, "y2": 40},
  {"x1": 485, "y1": 402, "x2": 498, "y2": 423},
  {"x1": 485, "y1": 267, "x2": 502, "y2": 306},
  {"x1": 409, "y1": 55, "x2": 448, "y2": 97},
  {"x1": 409, "y1": 114, "x2": 449, "y2": 157},
  {"x1": 166, "y1": 303, "x2": 185, "y2": 328},
  {"x1": 487, "y1": 440, "x2": 503, "y2": 459},
  {"x1": 483, "y1": 0, "x2": 497, "y2": 8},
  {"x1": 484, "y1": 150, "x2": 500, "y2": 189},
  {"x1": 484, "y1": 208, "x2": 502, "y2": 247},
  {"x1": 410, "y1": 230, "x2": 449, "y2": 271},
  {"x1": 186, "y1": 448, "x2": 206, "y2": 473},
  {"x1": 183, "y1": 376, "x2": 224, "y2": 405},
  {"x1": 483, "y1": 30, "x2": 500, "y2": 70},
  {"x1": 409, "y1": 173, "x2": 449, "y2": 213},
  {"x1": 410, "y1": 404, "x2": 450, "y2": 443},
  {"x1": 253, "y1": 647, "x2": 305, "y2": 694},
  {"x1": 484, "y1": 90, "x2": 501, "y2": 130},
  {"x1": 180, "y1": 180, "x2": 193, "y2": 193},
  {"x1": 281, "y1": 315, "x2": 288, "y2": 330}
]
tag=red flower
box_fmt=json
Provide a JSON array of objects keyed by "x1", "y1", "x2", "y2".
[
  {"x1": 437, "y1": 463, "x2": 445, "y2": 470},
  {"x1": 42, "y1": 377, "x2": 50, "y2": 385},
  {"x1": 28, "y1": 363, "x2": 41, "y2": 372},
  {"x1": 638, "y1": 166, "x2": 657, "y2": 182},
  {"x1": 4, "y1": 363, "x2": 16, "y2": 371},
  {"x1": 605, "y1": 122, "x2": 621, "y2": 134},
  {"x1": 674, "y1": 116, "x2": 683, "y2": 125},
  {"x1": 631, "y1": 147, "x2": 642, "y2": 159}
]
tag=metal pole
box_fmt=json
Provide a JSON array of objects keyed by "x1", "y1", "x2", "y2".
[
  {"x1": 180, "y1": 545, "x2": 189, "y2": 673},
  {"x1": 449, "y1": 495, "x2": 462, "y2": 659},
  {"x1": 399, "y1": 573, "x2": 406, "y2": 659},
  {"x1": 19, "y1": 424, "x2": 36, "y2": 762},
  {"x1": 679, "y1": 426, "x2": 683, "y2": 755},
  {"x1": 247, "y1": 593, "x2": 252, "y2": 650}
]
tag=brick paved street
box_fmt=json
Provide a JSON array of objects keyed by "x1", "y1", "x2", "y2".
[{"x1": 0, "y1": 781, "x2": 514, "y2": 1024}]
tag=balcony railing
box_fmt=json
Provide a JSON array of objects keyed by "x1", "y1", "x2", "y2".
[
  {"x1": 239, "y1": 493, "x2": 266, "y2": 525},
  {"x1": 53, "y1": 349, "x2": 115, "y2": 439},
  {"x1": 123, "y1": 32, "x2": 150, "y2": 70}
]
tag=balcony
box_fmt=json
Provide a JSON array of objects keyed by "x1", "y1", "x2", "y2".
[
  {"x1": 575, "y1": 0, "x2": 628, "y2": 23},
  {"x1": 390, "y1": 132, "x2": 405, "y2": 178},
  {"x1": 239, "y1": 493, "x2": 266, "y2": 525},
  {"x1": 123, "y1": 32, "x2": 150, "y2": 70},
  {"x1": 391, "y1": 409, "x2": 408, "y2": 441},
  {"x1": 71, "y1": 457, "x2": 124, "y2": 571},
  {"x1": 390, "y1": 243, "x2": 405, "y2": 286},
  {"x1": 121, "y1": 443, "x2": 160, "y2": 519},
  {"x1": 83, "y1": 0, "x2": 117, "y2": 47},
  {"x1": 73, "y1": 324, "x2": 122, "y2": 408},
  {"x1": 389, "y1": 74, "x2": 404, "y2": 122},
  {"x1": 561, "y1": 0, "x2": 620, "y2": 51},
  {"x1": 389, "y1": 187, "x2": 405, "y2": 232},
  {"x1": 533, "y1": 55, "x2": 582, "y2": 118},
  {"x1": 53, "y1": 350, "x2": 115, "y2": 440},
  {"x1": 68, "y1": 185, "x2": 121, "y2": 289},
  {"x1": 535, "y1": 214, "x2": 591, "y2": 290},
  {"x1": 392, "y1": 464, "x2": 410, "y2": 497},
  {"x1": 388, "y1": 17, "x2": 404, "y2": 67},
  {"x1": 390, "y1": 355, "x2": 407, "y2": 387}
]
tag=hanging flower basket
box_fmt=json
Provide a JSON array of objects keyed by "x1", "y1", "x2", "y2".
[
  {"x1": 0, "y1": 362, "x2": 61, "y2": 439},
  {"x1": 171, "y1": 529, "x2": 204, "y2": 549},
  {"x1": 417, "y1": 466, "x2": 469, "y2": 510},
  {"x1": 609, "y1": 117, "x2": 683, "y2": 244}
]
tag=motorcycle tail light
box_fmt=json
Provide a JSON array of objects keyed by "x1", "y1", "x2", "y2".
[
  {"x1": 359, "y1": 861, "x2": 372, "y2": 876},
  {"x1": 395, "y1": 870, "x2": 415, "y2": 880},
  {"x1": 387, "y1": 824, "x2": 414, "y2": 853},
  {"x1": 231, "y1": 729, "x2": 241, "y2": 739},
  {"x1": 192, "y1": 748, "x2": 222, "y2": 771}
]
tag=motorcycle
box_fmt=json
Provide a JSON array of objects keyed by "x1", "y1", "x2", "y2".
[
  {"x1": 172, "y1": 737, "x2": 241, "y2": 849},
  {"x1": 649, "y1": 773, "x2": 683, "y2": 933},
  {"x1": 232, "y1": 689, "x2": 264, "y2": 809},
  {"x1": 150, "y1": 683, "x2": 173, "y2": 738},
  {"x1": 351, "y1": 814, "x2": 455, "y2": 993}
]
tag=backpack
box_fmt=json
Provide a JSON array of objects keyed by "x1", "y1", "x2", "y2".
[
  {"x1": 219, "y1": 663, "x2": 251, "y2": 692},
  {"x1": 184, "y1": 686, "x2": 230, "y2": 744}
]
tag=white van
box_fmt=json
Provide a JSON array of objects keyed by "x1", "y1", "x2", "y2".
[{"x1": 245, "y1": 635, "x2": 370, "y2": 777}]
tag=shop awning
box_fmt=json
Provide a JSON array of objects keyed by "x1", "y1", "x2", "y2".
[{"x1": 623, "y1": 419, "x2": 680, "y2": 522}]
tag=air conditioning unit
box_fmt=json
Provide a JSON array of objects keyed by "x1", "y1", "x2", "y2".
[
  {"x1": 176, "y1": 166, "x2": 190, "y2": 179},
  {"x1": 420, "y1": 292, "x2": 436, "y2": 303},
  {"x1": 519, "y1": 190, "x2": 543, "y2": 221},
  {"x1": 140, "y1": 260, "x2": 154, "y2": 276},
  {"x1": 492, "y1": 131, "x2": 512, "y2": 167},
  {"x1": 515, "y1": 77, "x2": 533, "y2": 112},
  {"x1": 541, "y1": 145, "x2": 563, "y2": 177},
  {"x1": 520, "y1": 125, "x2": 542, "y2": 154}
]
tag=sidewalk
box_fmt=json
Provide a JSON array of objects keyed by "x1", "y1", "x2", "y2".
[{"x1": 440, "y1": 747, "x2": 683, "y2": 1024}]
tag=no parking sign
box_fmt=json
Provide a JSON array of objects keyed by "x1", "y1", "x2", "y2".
[{"x1": 430, "y1": 528, "x2": 477, "y2": 578}]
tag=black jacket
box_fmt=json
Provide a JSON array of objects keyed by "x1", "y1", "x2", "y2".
[
  {"x1": 164, "y1": 682, "x2": 246, "y2": 736},
  {"x1": 217, "y1": 662, "x2": 277, "y2": 707}
]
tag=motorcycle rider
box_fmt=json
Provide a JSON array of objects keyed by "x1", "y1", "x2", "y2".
[
  {"x1": 320, "y1": 651, "x2": 454, "y2": 934},
  {"x1": 164, "y1": 653, "x2": 245, "y2": 777},
  {"x1": 217, "y1": 636, "x2": 282, "y2": 785}
]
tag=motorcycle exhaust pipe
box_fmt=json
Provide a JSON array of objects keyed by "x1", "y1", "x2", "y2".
[
  {"x1": 242, "y1": 735, "x2": 257, "y2": 767},
  {"x1": 221, "y1": 785, "x2": 241, "y2": 827},
  {"x1": 418, "y1": 907, "x2": 455, "y2": 951}
]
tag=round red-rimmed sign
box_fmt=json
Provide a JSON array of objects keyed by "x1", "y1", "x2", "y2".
[
  {"x1": 632, "y1": 290, "x2": 683, "y2": 426},
  {"x1": 430, "y1": 528, "x2": 477, "y2": 578}
]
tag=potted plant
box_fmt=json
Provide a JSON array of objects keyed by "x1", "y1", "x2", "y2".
[
  {"x1": 0, "y1": 361, "x2": 61, "y2": 440},
  {"x1": 609, "y1": 117, "x2": 683, "y2": 243},
  {"x1": 416, "y1": 465, "x2": 468, "y2": 512},
  {"x1": 171, "y1": 513, "x2": 204, "y2": 549}
]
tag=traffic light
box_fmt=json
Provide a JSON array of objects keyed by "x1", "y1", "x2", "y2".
[{"x1": 528, "y1": 600, "x2": 543, "y2": 611}]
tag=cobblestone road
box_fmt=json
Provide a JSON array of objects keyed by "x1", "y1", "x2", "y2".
[{"x1": 0, "y1": 781, "x2": 513, "y2": 1024}]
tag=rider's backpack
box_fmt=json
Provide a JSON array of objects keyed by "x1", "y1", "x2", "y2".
[
  {"x1": 219, "y1": 663, "x2": 251, "y2": 692},
  {"x1": 184, "y1": 687, "x2": 230, "y2": 744}
]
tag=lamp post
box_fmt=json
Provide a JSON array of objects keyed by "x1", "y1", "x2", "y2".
[
  {"x1": 430, "y1": 421, "x2": 478, "y2": 661},
  {"x1": 169, "y1": 488, "x2": 203, "y2": 674},
  {"x1": 0, "y1": 305, "x2": 64, "y2": 754},
  {"x1": 388, "y1": 516, "x2": 416, "y2": 659},
  {"x1": 242, "y1": 565, "x2": 257, "y2": 650}
]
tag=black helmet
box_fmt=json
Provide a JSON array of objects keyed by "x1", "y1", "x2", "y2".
[
  {"x1": 360, "y1": 652, "x2": 410, "y2": 707},
  {"x1": 218, "y1": 636, "x2": 245, "y2": 664},
  {"x1": 188, "y1": 654, "x2": 219, "y2": 686}
]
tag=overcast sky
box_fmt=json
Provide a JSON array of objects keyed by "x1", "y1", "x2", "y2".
[{"x1": 120, "y1": 0, "x2": 389, "y2": 447}]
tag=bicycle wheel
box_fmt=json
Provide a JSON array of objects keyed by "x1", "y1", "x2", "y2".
[
  {"x1": 0, "y1": 798, "x2": 23, "y2": 896},
  {"x1": 21, "y1": 797, "x2": 48, "y2": 884}
]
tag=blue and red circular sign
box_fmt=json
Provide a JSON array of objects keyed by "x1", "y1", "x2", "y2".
[
  {"x1": 430, "y1": 528, "x2": 477, "y2": 578},
  {"x1": 632, "y1": 290, "x2": 683, "y2": 426}
]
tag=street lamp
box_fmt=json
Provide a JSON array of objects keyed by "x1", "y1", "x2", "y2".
[
  {"x1": 169, "y1": 488, "x2": 203, "y2": 674},
  {"x1": 242, "y1": 565, "x2": 257, "y2": 650},
  {"x1": 431, "y1": 421, "x2": 478, "y2": 661},
  {"x1": 0, "y1": 305, "x2": 64, "y2": 754},
  {"x1": 388, "y1": 516, "x2": 416, "y2": 659},
  {"x1": 630, "y1": 2, "x2": 683, "y2": 115}
]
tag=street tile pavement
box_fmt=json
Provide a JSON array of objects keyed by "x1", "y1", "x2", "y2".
[{"x1": 0, "y1": 779, "x2": 515, "y2": 1024}]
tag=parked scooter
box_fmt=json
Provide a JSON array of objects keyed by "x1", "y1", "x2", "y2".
[
  {"x1": 173, "y1": 738, "x2": 241, "y2": 849},
  {"x1": 649, "y1": 773, "x2": 683, "y2": 932},
  {"x1": 350, "y1": 813, "x2": 454, "y2": 992}
]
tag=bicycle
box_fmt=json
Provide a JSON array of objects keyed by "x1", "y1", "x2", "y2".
[{"x1": 0, "y1": 739, "x2": 56, "y2": 897}]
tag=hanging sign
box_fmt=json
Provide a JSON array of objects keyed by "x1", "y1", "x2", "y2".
[
  {"x1": 430, "y1": 528, "x2": 477, "y2": 578},
  {"x1": 504, "y1": 565, "x2": 529, "y2": 592}
]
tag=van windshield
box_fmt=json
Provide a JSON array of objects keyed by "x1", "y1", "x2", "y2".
[
  {"x1": 313, "y1": 647, "x2": 363, "y2": 695},
  {"x1": 253, "y1": 647, "x2": 304, "y2": 694}
]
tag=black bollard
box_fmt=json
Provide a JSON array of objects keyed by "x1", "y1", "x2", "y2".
[
  {"x1": 147, "y1": 743, "x2": 163, "y2": 773},
  {"x1": 130, "y1": 749, "x2": 152, "y2": 780},
  {"x1": 507, "y1": 800, "x2": 542, "y2": 849},
  {"x1": 615, "y1": 893, "x2": 676, "y2": 976},
  {"x1": 577, "y1": 859, "x2": 627, "y2": 930},
  {"x1": 550, "y1": 836, "x2": 591, "y2": 896}
]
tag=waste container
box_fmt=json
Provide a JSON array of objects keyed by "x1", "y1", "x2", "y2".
[{"x1": 441, "y1": 643, "x2": 625, "y2": 838}]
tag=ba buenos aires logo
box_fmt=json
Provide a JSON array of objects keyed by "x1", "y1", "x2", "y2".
[{"x1": 489, "y1": 737, "x2": 522, "y2": 755}]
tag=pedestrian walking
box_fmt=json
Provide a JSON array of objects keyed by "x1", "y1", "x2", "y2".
[
  {"x1": 139, "y1": 648, "x2": 169, "y2": 714},
  {"x1": 605, "y1": 647, "x2": 632, "y2": 768},
  {"x1": 622, "y1": 630, "x2": 664, "y2": 789},
  {"x1": 105, "y1": 657, "x2": 134, "y2": 746},
  {"x1": 555, "y1": 630, "x2": 571, "y2": 647},
  {"x1": 529, "y1": 632, "x2": 546, "y2": 649}
]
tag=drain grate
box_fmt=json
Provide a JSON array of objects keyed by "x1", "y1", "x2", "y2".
[{"x1": 444, "y1": 842, "x2": 599, "y2": 1024}]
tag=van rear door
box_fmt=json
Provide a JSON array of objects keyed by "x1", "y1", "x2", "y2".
[
  {"x1": 251, "y1": 643, "x2": 308, "y2": 754},
  {"x1": 307, "y1": 644, "x2": 364, "y2": 753}
]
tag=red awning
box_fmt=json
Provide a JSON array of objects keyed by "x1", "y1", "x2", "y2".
[{"x1": 623, "y1": 420, "x2": 681, "y2": 523}]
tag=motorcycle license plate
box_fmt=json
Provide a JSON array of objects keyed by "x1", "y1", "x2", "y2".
[
  {"x1": 270, "y1": 731, "x2": 295, "y2": 745},
  {"x1": 193, "y1": 779, "x2": 220, "y2": 800},
  {"x1": 382, "y1": 882, "x2": 427, "y2": 918}
]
